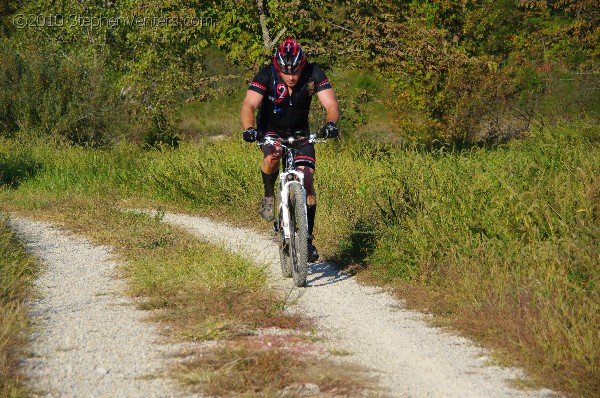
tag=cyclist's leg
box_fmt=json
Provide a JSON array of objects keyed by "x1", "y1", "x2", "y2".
[
  {"x1": 293, "y1": 140, "x2": 316, "y2": 212},
  {"x1": 259, "y1": 133, "x2": 283, "y2": 221},
  {"x1": 296, "y1": 165, "x2": 316, "y2": 234},
  {"x1": 294, "y1": 143, "x2": 319, "y2": 261},
  {"x1": 260, "y1": 136, "x2": 283, "y2": 175}
]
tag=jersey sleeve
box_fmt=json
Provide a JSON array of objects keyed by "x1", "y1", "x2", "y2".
[
  {"x1": 311, "y1": 64, "x2": 332, "y2": 93},
  {"x1": 248, "y1": 66, "x2": 270, "y2": 95}
]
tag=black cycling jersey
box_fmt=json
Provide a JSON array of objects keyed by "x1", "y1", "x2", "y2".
[{"x1": 248, "y1": 63, "x2": 332, "y2": 135}]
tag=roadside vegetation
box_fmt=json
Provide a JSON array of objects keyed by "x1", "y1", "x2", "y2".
[
  {"x1": 0, "y1": 218, "x2": 37, "y2": 397},
  {"x1": 1, "y1": 120, "x2": 598, "y2": 396}
]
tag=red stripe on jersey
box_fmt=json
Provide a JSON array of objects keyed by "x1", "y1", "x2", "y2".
[
  {"x1": 250, "y1": 81, "x2": 266, "y2": 91},
  {"x1": 294, "y1": 155, "x2": 315, "y2": 161}
]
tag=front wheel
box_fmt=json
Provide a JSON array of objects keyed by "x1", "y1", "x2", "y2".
[
  {"x1": 278, "y1": 211, "x2": 292, "y2": 278},
  {"x1": 288, "y1": 183, "x2": 309, "y2": 287}
]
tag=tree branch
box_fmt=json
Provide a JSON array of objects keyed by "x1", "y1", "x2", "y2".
[
  {"x1": 254, "y1": 0, "x2": 271, "y2": 50},
  {"x1": 270, "y1": 27, "x2": 287, "y2": 48}
]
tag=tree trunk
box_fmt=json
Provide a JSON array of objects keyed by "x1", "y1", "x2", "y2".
[{"x1": 253, "y1": 0, "x2": 286, "y2": 52}]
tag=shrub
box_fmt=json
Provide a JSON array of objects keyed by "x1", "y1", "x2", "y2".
[{"x1": 0, "y1": 41, "x2": 123, "y2": 146}]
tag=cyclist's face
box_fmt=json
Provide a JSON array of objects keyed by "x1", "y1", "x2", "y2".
[{"x1": 279, "y1": 70, "x2": 301, "y2": 87}]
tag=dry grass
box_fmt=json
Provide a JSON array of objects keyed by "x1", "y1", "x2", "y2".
[{"x1": 175, "y1": 347, "x2": 376, "y2": 397}]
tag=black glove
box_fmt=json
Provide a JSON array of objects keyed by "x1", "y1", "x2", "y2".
[
  {"x1": 318, "y1": 121, "x2": 339, "y2": 138},
  {"x1": 243, "y1": 127, "x2": 260, "y2": 142}
]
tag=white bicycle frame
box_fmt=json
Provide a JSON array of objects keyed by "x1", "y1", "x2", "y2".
[
  {"x1": 278, "y1": 168, "x2": 306, "y2": 242},
  {"x1": 260, "y1": 134, "x2": 322, "y2": 242}
]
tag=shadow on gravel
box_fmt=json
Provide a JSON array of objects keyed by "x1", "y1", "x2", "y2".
[{"x1": 306, "y1": 262, "x2": 352, "y2": 287}]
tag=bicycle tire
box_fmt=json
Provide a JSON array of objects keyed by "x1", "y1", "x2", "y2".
[
  {"x1": 288, "y1": 182, "x2": 309, "y2": 287},
  {"x1": 278, "y1": 209, "x2": 292, "y2": 278}
]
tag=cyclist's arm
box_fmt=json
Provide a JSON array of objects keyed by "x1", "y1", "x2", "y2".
[
  {"x1": 240, "y1": 90, "x2": 264, "y2": 130},
  {"x1": 316, "y1": 88, "x2": 340, "y2": 125}
]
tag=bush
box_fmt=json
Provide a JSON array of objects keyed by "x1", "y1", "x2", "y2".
[{"x1": 0, "y1": 40, "x2": 124, "y2": 146}]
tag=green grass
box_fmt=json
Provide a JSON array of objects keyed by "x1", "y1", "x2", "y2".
[
  {"x1": 178, "y1": 89, "x2": 246, "y2": 139},
  {"x1": 0, "y1": 218, "x2": 38, "y2": 397},
  {"x1": 1, "y1": 122, "x2": 598, "y2": 396}
]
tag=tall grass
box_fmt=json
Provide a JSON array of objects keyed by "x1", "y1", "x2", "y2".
[
  {"x1": 0, "y1": 218, "x2": 38, "y2": 397},
  {"x1": 145, "y1": 125, "x2": 599, "y2": 396},
  {"x1": 315, "y1": 127, "x2": 598, "y2": 396},
  {"x1": 1, "y1": 123, "x2": 597, "y2": 396}
]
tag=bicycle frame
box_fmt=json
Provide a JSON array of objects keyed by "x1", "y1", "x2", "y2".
[
  {"x1": 258, "y1": 132, "x2": 324, "y2": 286},
  {"x1": 260, "y1": 134, "x2": 313, "y2": 242},
  {"x1": 278, "y1": 165, "x2": 306, "y2": 242}
]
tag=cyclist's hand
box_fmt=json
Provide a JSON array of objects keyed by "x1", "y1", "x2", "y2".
[
  {"x1": 318, "y1": 121, "x2": 338, "y2": 139},
  {"x1": 243, "y1": 127, "x2": 261, "y2": 142}
]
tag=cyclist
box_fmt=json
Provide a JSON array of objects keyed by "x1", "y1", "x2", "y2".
[{"x1": 240, "y1": 38, "x2": 340, "y2": 262}]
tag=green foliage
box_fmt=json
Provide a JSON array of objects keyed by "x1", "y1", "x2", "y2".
[
  {"x1": 3, "y1": 0, "x2": 598, "y2": 144},
  {"x1": 0, "y1": 40, "x2": 122, "y2": 145}
]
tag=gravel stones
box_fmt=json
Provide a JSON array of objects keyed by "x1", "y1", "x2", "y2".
[{"x1": 11, "y1": 218, "x2": 191, "y2": 398}]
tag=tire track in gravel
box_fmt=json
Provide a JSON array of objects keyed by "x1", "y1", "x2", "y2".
[
  {"x1": 10, "y1": 217, "x2": 197, "y2": 398},
  {"x1": 150, "y1": 211, "x2": 561, "y2": 398}
]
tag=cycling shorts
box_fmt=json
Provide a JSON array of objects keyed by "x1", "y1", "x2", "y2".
[{"x1": 262, "y1": 132, "x2": 316, "y2": 170}]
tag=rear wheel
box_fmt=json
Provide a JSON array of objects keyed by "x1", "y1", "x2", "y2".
[{"x1": 288, "y1": 183, "x2": 308, "y2": 287}]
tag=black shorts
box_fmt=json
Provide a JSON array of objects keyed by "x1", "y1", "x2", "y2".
[{"x1": 263, "y1": 132, "x2": 316, "y2": 170}]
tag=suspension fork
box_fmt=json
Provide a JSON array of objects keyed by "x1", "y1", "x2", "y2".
[{"x1": 279, "y1": 171, "x2": 306, "y2": 241}]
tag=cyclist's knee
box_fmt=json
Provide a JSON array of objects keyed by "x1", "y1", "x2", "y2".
[
  {"x1": 266, "y1": 150, "x2": 282, "y2": 164},
  {"x1": 262, "y1": 145, "x2": 283, "y2": 158},
  {"x1": 301, "y1": 168, "x2": 315, "y2": 189},
  {"x1": 261, "y1": 149, "x2": 282, "y2": 171}
]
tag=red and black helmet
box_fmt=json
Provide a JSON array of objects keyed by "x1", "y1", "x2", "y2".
[{"x1": 273, "y1": 38, "x2": 306, "y2": 74}]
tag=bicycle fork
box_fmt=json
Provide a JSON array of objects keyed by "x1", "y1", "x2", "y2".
[{"x1": 274, "y1": 171, "x2": 307, "y2": 243}]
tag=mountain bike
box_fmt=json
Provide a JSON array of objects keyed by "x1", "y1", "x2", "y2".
[{"x1": 259, "y1": 132, "x2": 324, "y2": 287}]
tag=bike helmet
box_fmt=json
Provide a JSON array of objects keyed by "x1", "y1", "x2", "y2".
[{"x1": 273, "y1": 38, "x2": 306, "y2": 74}]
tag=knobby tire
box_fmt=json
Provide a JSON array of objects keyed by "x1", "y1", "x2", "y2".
[
  {"x1": 288, "y1": 183, "x2": 309, "y2": 287},
  {"x1": 278, "y1": 204, "x2": 292, "y2": 278}
]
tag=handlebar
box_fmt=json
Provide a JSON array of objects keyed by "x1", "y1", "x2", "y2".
[{"x1": 258, "y1": 132, "x2": 325, "y2": 147}]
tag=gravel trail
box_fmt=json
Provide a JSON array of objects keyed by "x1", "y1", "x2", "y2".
[
  {"x1": 11, "y1": 212, "x2": 560, "y2": 398},
  {"x1": 155, "y1": 211, "x2": 560, "y2": 398},
  {"x1": 10, "y1": 218, "x2": 193, "y2": 398}
]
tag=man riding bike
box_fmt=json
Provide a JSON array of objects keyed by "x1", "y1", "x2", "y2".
[{"x1": 240, "y1": 38, "x2": 340, "y2": 262}]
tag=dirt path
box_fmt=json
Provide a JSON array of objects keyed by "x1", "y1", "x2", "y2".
[
  {"x1": 155, "y1": 211, "x2": 560, "y2": 398},
  {"x1": 12, "y1": 212, "x2": 560, "y2": 397},
  {"x1": 10, "y1": 218, "x2": 196, "y2": 398}
]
